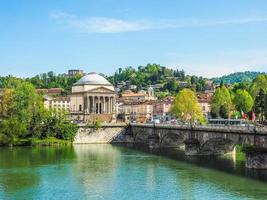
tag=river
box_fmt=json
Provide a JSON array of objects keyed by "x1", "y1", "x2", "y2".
[{"x1": 0, "y1": 144, "x2": 267, "y2": 200}]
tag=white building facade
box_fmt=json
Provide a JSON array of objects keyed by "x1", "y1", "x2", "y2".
[{"x1": 70, "y1": 72, "x2": 116, "y2": 123}]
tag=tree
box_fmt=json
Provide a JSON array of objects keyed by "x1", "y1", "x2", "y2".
[
  {"x1": 211, "y1": 86, "x2": 232, "y2": 118},
  {"x1": 0, "y1": 81, "x2": 78, "y2": 145},
  {"x1": 171, "y1": 89, "x2": 205, "y2": 124},
  {"x1": 233, "y1": 89, "x2": 254, "y2": 113},
  {"x1": 254, "y1": 88, "x2": 266, "y2": 123},
  {"x1": 250, "y1": 74, "x2": 267, "y2": 98}
]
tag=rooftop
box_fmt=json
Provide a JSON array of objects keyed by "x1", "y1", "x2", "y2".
[{"x1": 74, "y1": 72, "x2": 112, "y2": 86}]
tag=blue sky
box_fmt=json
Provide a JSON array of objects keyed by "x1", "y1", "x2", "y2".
[{"x1": 0, "y1": 0, "x2": 267, "y2": 78}]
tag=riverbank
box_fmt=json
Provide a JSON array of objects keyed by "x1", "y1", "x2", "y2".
[{"x1": 2, "y1": 137, "x2": 72, "y2": 147}]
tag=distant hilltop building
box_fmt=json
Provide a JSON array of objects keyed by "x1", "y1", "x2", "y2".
[
  {"x1": 68, "y1": 69, "x2": 85, "y2": 77},
  {"x1": 36, "y1": 88, "x2": 64, "y2": 96},
  {"x1": 70, "y1": 72, "x2": 116, "y2": 123},
  {"x1": 120, "y1": 86, "x2": 156, "y2": 102}
]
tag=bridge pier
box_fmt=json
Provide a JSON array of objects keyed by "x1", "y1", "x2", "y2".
[
  {"x1": 246, "y1": 153, "x2": 267, "y2": 169},
  {"x1": 184, "y1": 139, "x2": 200, "y2": 155},
  {"x1": 148, "y1": 134, "x2": 160, "y2": 149}
]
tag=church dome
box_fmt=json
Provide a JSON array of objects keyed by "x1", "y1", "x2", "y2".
[{"x1": 74, "y1": 72, "x2": 112, "y2": 86}]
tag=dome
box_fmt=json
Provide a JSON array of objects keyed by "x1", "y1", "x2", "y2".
[{"x1": 74, "y1": 72, "x2": 112, "y2": 86}]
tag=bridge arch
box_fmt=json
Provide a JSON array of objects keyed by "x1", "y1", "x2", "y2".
[
  {"x1": 160, "y1": 132, "x2": 185, "y2": 147},
  {"x1": 199, "y1": 138, "x2": 236, "y2": 155}
]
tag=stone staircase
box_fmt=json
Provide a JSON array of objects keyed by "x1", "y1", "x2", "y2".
[{"x1": 73, "y1": 127, "x2": 126, "y2": 144}]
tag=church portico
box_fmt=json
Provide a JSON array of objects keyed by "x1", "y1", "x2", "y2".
[
  {"x1": 70, "y1": 72, "x2": 116, "y2": 123},
  {"x1": 86, "y1": 95, "x2": 115, "y2": 114}
]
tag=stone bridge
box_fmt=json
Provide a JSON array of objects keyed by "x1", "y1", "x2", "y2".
[{"x1": 129, "y1": 123, "x2": 267, "y2": 169}]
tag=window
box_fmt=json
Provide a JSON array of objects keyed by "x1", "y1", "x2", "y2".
[{"x1": 79, "y1": 105, "x2": 82, "y2": 111}]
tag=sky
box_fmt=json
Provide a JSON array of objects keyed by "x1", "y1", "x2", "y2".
[{"x1": 0, "y1": 0, "x2": 267, "y2": 78}]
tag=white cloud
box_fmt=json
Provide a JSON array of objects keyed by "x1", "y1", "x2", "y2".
[
  {"x1": 50, "y1": 11, "x2": 174, "y2": 33},
  {"x1": 70, "y1": 17, "x2": 152, "y2": 33},
  {"x1": 50, "y1": 11, "x2": 267, "y2": 33}
]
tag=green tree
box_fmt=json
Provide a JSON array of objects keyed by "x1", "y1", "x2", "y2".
[
  {"x1": 171, "y1": 89, "x2": 205, "y2": 124},
  {"x1": 250, "y1": 74, "x2": 267, "y2": 98},
  {"x1": 254, "y1": 88, "x2": 266, "y2": 123},
  {"x1": 233, "y1": 89, "x2": 254, "y2": 113},
  {"x1": 211, "y1": 86, "x2": 232, "y2": 118},
  {"x1": 0, "y1": 81, "x2": 78, "y2": 145}
]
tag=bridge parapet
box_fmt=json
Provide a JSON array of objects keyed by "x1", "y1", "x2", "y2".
[
  {"x1": 129, "y1": 123, "x2": 267, "y2": 169},
  {"x1": 130, "y1": 123, "x2": 267, "y2": 135}
]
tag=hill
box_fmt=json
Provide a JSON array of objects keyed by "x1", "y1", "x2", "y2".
[{"x1": 212, "y1": 71, "x2": 266, "y2": 84}]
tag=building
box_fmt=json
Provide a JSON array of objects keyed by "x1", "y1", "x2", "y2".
[
  {"x1": 44, "y1": 96, "x2": 70, "y2": 111},
  {"x1": 116, "y1": 87, "x2": 157, "y2": 123},
  {"x1": 197, "y1": 92, "x2": 212, "y2": 118},
  {"x1": 154, "y1": 96, "x2": 175, "y2": 121},
  {"x1": 70, "y1": 72, "x2": 116, "y2": 123},
  {"x1": 36, "y1": 88, "x2": 64, "y2": 96},
  {"x1": 68, "y1": 69, "x2": 84, "y2": 77},
  {"x1": 117, "y1": 101, "x2": 153, "y2": 123},
  {"x1": 120, "y1": 86, "x2": 156, "y2": 102}
]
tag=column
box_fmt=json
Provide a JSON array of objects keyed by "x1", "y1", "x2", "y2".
[
  {"x1": 103, "y1": 96, "x2": 106, "y2": 113},
  {"x1": 88, "y1": 96, "x2": 91, "y2": 113},
  {"x1": 98, "y1": 96, "x2": 100, "y2": 114},
  {"x1": 109, "y1": 97, "x2": 111, "y2": 114},
  {"x1": 111, "y1": 97, "x2": 113, "y2": 114},
  {"x1": 92, "y1": 96, "x2": 95, "y2": 113}
]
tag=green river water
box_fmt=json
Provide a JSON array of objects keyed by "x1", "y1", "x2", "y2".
[{"x1": 0, "y1": 144, "x2": 267, "y2": 200}]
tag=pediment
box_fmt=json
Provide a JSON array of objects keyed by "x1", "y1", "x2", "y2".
[{"x1": 87, "y1": 86, "x2": 114, "y2": 93}]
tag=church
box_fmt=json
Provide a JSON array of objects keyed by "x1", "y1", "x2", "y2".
[{"x1": 70, "y1": 72, "x2": 116, "y2": 123}]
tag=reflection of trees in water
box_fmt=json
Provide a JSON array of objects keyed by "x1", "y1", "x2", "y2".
[
  {"x1": 0, "y1": 171, "x2": 40, "y2": 200},
  {"x1": 0, "y1": 146, "x2": 76, "y2": 168},
  {"x1": 0, "y1": 146, "x2": 76, "y2": 199},
  {"x1": 73, "y1": 144, "x2": 121, "y2": 198}
]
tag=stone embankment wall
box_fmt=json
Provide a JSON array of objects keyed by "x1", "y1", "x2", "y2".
[{"x1": 73, "y1": 124, "x2": 133, "y2": 144}]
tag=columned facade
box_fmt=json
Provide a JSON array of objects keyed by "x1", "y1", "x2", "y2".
[
  {"x1": 84, "y1": 95, "x2": 115, "y2": 114},
  {"x1": 70, "y1": 72, "x2": 116, "y2": 123}
]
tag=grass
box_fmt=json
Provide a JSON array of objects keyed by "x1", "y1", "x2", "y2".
[{"x1": 13, "y1": 137, "x2": 72, "y2": 146}]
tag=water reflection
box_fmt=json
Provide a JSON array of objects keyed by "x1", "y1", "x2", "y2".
[
  {"x1": 73, "y1": 145, "x2": 121, "y2": 199},
  {"x1": 0, "y1": 145, "x2": 267, "y2": 199}
]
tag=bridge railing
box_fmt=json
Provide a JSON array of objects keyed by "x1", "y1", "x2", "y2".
[{"x1": 129, "y1": 123, "x2": 267, "y2": 135}]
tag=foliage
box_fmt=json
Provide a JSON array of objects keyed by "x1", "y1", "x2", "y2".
[
  {"x1": 212, "y1": 71, "x2": 266, "y2": 85},
  {"x1": 231, "y1": 111, "x2": 241, "y2": 119},
  {"x1": 30, "y1": 137, "x2": 72, "y2": 146},
  {"x1": 108, "y1": 64, "x2": 207, "y2": 93},
  {"x1": 241, "y1": 144, "x2": 267, "y2": 154},
  {"x1": 94, "y1": 119, "x2": 102, "y2": 130},
  {"x1": 254, "y1": 89, "x2": 266, "y2": 123},
  {"x1": 211, "y1": 86, "x2": 233, "y2": 118},
  {"x1": 0, "y1": 81, "x2": 78, "y2": 146},
  {"x1": 233, "y1": 89, "x2": 254, "y2": 113},
  {"x1": 249, "y1": 74, "x2": 267, "y2": 98},
  {"x1": 230, "y1": 82, "x2": 250, "y2": 93},
  {"x1": 171, "y1": 89, "x2": 205, "y2": 124}
]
